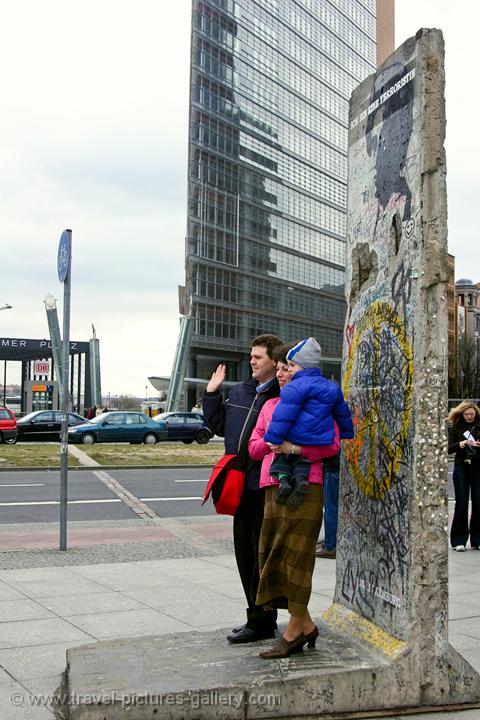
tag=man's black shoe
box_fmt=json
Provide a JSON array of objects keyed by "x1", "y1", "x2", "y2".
[
  {"x1": 227, "y1": 626, "x2": 275, "y2": 644},
  {"x1": 231, "y1": 620, "x2": 277, "y2": 634},
  {"x1": 230, "y1": 623, "x2": 246, "y2": 634}
]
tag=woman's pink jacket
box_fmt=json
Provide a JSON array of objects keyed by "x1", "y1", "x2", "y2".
[{"x1": 248, "y1": 397, "x2": 340, "y2": 489}]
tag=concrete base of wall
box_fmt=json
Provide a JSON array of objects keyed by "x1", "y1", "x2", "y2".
[{"x1": 65, "y1": 614, "x2": 480, "y2": 719}]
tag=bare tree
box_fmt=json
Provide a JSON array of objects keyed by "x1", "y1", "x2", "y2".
[
  {"x1": 456, "y1": 336, "x2": 480, "y2": 398},
  {"x1": 114, "y1": 395, "x2": 141, "y2": 411}
]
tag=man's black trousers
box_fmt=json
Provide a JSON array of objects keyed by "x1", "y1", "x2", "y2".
[{"x1": 233, "y1": 489, "x2": 277, "y2": 631}]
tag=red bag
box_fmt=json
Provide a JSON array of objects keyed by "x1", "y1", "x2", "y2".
[{"x1": 202, "y1": 454, "x2": 245, "y2": 515}]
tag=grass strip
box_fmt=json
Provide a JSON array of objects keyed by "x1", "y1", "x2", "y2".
[{"x1": 0, "y1": 442, "x2": 222, "y2": 468}]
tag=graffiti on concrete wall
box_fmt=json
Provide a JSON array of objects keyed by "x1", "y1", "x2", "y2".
[
  {"x1": 337, "y1": 53, "x2": 418, "y2": 638},
  {"x1": 343, "y1": 301, "x2": 413, "y2": 500},
  {"x1": 340, "y1": 301, "x2": 413, "y2": 624}
]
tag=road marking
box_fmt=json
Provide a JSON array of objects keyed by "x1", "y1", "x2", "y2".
[
  {"x1": 174, "y1": 479, "x2": 207, "y2": 483},
  {"x1": 0, "y1": 497, "x2": 202, "y2": 507},
  {"x1": 0, "y1": 499, "x2": 122, "y2": 506},
  {"x1": 140, "y1": 496, "x2": 203, "y2": 502},
  {"x1": 0, "y1": 483, "x2": 45, "y2": 487},
  {"x1": 93, "y1": 469, "x2": 157, "y2": 519}
]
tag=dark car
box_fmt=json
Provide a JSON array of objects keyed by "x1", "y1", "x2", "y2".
[
  {"x1": 68, "y1": 411, "x2": 165, "y2": 445},
  {"x1": 153, "y1": 412, "x2": 212, "y2": 444},
  {"x1": 16, "y1": 410, "x2": 86, "y2": 442},
  {"x1": 0, "y1": 407, "x2": 17, "y2": 444}
]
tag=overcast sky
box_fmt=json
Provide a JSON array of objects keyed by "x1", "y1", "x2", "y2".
[{"x1": 0, "y1": 2, "x2": 476, "y2": 397}]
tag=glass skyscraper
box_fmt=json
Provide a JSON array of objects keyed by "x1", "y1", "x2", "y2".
[{"x1": 185, "y1": 0, "x2": 391, "y2": 395}]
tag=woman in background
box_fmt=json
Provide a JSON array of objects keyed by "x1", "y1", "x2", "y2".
[{"x1": 448, "y1": 400, "x2": 480, "y2": 551}]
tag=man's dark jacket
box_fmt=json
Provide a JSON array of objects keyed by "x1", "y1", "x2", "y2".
[{"x1": 203, "y1": 377, "x2": 279, "y2": 490}]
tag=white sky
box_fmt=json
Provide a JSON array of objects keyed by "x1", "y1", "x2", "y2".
[{"x1": 0, "y1": 1, "x2": 476, "y2": 396}]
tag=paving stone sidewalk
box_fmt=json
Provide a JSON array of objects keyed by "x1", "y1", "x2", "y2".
[{"x1": 0, "y1": 513, "x2": 479, "y2": 719}]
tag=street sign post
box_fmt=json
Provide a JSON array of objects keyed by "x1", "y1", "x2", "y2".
[{"x1": 58, "y1": 229, "x2": 72, "y2": 551}]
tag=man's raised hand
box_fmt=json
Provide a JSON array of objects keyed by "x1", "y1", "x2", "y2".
[{"x1": 206, "y1": 363, "x2": 226, "y2": 393}]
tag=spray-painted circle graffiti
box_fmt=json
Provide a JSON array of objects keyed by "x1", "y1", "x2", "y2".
[{"x1": 343, "y1": 301, "x2": 413, "y2": 500}]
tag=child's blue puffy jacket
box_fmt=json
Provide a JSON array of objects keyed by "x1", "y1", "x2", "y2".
[{"x1": 263, "y1": 368, "x2": 354, "y2": 446}]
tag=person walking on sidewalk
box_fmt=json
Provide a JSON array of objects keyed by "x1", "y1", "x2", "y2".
[
  {"x1": 202, "y1": 334, "x2": 282, "y2": 644},
  {"x1": 316, "y1": 451, "x2": 340, "y2": 559},
  {"x1": 248, "y1": 344, "x2": 340, "y2": 659},
  {"x1": 448, "y1": 400, "x2": 480, "y2": 552}
]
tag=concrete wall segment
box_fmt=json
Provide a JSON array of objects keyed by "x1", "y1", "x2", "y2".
[
  {"x1": 331, "y1": 27, "x2": 480, "y2": 707},
  {"x1": 337, "y1": 27, "x2": 449, "y2": 643}
]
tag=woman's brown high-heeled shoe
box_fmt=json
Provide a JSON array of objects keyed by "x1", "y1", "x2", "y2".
[
  {"x1": 259, "y1": 633, "x2": 306, "y2": 659},
  {"x1": 304, "y1": 625, "x2": 319, "y2": 648}
]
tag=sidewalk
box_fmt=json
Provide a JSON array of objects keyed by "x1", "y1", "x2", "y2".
[{"x1": 0, "y1": 513, "x2": 479, "y2": 719}]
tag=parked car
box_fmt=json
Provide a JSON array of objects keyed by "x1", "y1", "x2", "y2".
[
  {"x1": 153, "y1": 412, "x2": 212, "y2": 444},
  {"x1": 15, "y1": 410, "x2": 86, "y2": 442},
  {"x1": 0, "y1": 407, "x2": 17, "y2": 444},
  {"x1": 68, "y1": 411, "x2": 166, "y2": 445}
]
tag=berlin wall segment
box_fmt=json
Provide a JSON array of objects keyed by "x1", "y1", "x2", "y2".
[{"x1": 322, "y1": 28, "x2": 480, "y2": 709}]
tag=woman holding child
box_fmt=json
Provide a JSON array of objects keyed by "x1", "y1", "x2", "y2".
[{"x1": 248, "y1": 338, "x2": 353, "y2": 658}]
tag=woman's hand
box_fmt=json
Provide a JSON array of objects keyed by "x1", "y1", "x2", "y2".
[
  {"x1": 206, "y1": 364, "x2": 226, "y2": 393},
  {"x1": 460, "y1": 440, "x2": 468, "y2": 449},
  {"x1": 267, "y1": 441, "x2": 298, "y2": 454}
]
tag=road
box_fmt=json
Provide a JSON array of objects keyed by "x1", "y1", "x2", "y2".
[
  {"x1": 0, "y1": 467, "x2": 215, "y2": 524},
  {"x1": 0, "y1": 463, "x2": 456, "y2": 525}
]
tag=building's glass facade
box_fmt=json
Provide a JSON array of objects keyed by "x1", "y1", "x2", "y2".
[{"x1": 185, "y1": 0, "x2": 378, "y2": 389}]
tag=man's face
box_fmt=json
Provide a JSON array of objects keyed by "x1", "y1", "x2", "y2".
[{"x1": 250, "y1": 345, "x2": 276, "y2": 384}]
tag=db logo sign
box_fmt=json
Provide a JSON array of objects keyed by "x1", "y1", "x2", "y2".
[{"x1": 34, "y1": 361, "x2": 50, "y2": 375}]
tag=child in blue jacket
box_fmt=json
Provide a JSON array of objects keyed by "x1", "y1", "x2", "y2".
[{"x1": 264, "y1": 337, "x2": 353, "y2": 506}]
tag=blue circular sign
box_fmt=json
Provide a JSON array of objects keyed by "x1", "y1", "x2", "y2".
[{"x1": 57, "y1": 230, "x2": 71, "y2": 283}]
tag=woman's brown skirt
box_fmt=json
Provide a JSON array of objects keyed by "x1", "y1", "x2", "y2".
[{"x1": 256, "y1": 484, "x2": 323, "y2": 617}]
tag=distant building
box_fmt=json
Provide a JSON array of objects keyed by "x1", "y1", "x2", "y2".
[
  {"x1": 184, "y1": 0, "x2": 395, "y2": 406},
  {"x1": 376, "y1": 0, "x2": 395, "y2": 66},
  {"x1": 447, "y1": 254, "x2": 457, "y2": 387},
  {"x1": 455, "y1": 277, "x2": 480, "y2": 397}
]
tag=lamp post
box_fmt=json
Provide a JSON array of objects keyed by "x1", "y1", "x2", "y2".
[
  {"x1": 57, "y1": 229, "x2": 72, "y2": 552},
  {"x1": 44, "y1": 293, "x2": 63, "y2": 407},
  {"x1": 1, "y1": 305, "x2": 12, "y2": 405}
]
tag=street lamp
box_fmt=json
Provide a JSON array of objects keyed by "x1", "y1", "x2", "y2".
[
  {"x1": 43, "y1": 293, "x2": 63, "y2": 406},
  {"x1": 1, "y1": 304, "x2": 12, "y2": 404}
]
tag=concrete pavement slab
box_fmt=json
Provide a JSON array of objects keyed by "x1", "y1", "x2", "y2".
[
  {"x1": 449, "y1": 597, "x2": 480, "y2": 621},
  {"x1": 448, "y1": 617, "x2": 480, "y2": 640},
  {"x1": 119, "y1": 585, "x2": 246, "y2": 627},
  {"x1": 0, "y1": 599, "x2": 55, "y2": 622},
  {"x1": 0, "y1": 582, "x2": 29, "y2": 601},
  {"x1": 388, "y1": 713, "x2": 480, "y2": 720},
  {"x1": 447, "y1": 630, "x2": 480, "y2": 654},
  {"x1": 35, "y1": 590, "x2": 147, "y2": 616},
  {"x1": 0, "y1": 667, "x2": 15, "y2": 685},
  {"x1": 0, "y1": 617, "x2": 92, "y2": 649},
  {"x1": 65, "y1": 608, "x2": 192, "y2": 640},
  {"x1": 0, "y1": 566, "x2": 111, "y2": 598},
  {"x1": 0, "y1": 640, "x2": 87, "y2": 681},
  {"x1": 0, "y1": 678, "x2": 54, "y2": 720}
]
